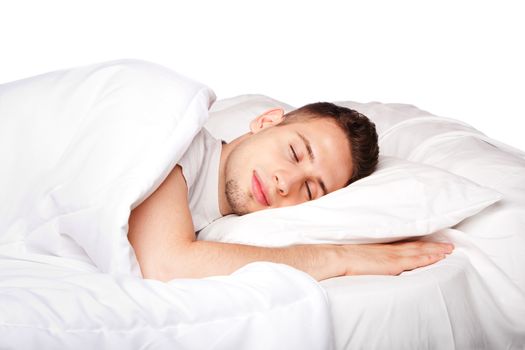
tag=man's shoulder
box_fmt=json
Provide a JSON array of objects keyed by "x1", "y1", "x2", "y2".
[{"x1": 178, "y1": 128, "x2": 220, "y2": 191}]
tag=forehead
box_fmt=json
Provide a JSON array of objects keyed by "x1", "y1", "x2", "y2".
[{"x1": 279, "y1": 118, "x2": 353, "y2": 190}]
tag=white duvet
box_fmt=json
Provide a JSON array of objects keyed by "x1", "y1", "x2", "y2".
[
  {"x1": 1, "y1": 60, "x2": 524, "y2": 349},
  {"x1": 0, "y1": 59, "x2": 213, "y2": 275},
  {"x1": 0, "y1": 253, "x2": 331, "y2": 349}
]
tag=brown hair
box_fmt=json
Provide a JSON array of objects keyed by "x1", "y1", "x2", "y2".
[{"x1": 280, "y1": 102, "x2": 379, "y2": 185}]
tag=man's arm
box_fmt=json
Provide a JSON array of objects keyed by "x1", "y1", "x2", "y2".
[{"x1": 128, "y1": 165, "x2": 453, "y2": 282}]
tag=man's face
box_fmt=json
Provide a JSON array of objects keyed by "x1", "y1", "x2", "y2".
[{"x1": 221, "y1": 112, "x2": 353, "y2": 215}]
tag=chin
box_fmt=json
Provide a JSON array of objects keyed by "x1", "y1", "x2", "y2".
[{"x1": 233, "y1": 199, "x2": 263, "y2": 216}]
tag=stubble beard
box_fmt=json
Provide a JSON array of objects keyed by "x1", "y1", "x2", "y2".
[{"x1": 225, "y1": 178, "x2": 251, "y2": 216}]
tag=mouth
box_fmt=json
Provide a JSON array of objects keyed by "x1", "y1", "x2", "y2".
[{"x1": 252, "y1": 171, "x2": 270, "y2": 207}]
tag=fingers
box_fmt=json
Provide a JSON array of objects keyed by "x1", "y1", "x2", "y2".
[
  {"x1": 393, "y1": 241, "x2": 454, "y2": 256},
  {"x1": 341, "y1": 240, "x2": 455, "y2": 277},
  {"x1": 388, "y1": 241, "x2": 454, "y2": 274},
  {"x1": 395, "y1": 242, "x2": 454, "y2": 273},
  {"x1": 396, "y1": 253, "x2": 447, "y2": 274}
]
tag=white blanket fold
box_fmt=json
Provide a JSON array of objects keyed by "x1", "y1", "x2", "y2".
[
  {"x1": 1, "y1": 59, "x2": 214, "y2": 275},
  {"x1": 0, "y1": 253, "x2": 332, "y2": 349}
]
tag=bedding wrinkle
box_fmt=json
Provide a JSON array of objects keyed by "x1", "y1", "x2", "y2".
[
  {"x1": 379, "y1": 116, "x2": 478, "y2": 141},
  {"x1": 37, "y1": 64, "x2": 131, "y2": 177},
  {"x1": 415, "y1": 252, "x2": 484, "y2": 348},
  {"x1": 438, "y1": 231, "x2": 525, "y2": 339},
  {"x1": 1, "y1": 257, "x2": 332, "y2": 349},
  {"x1": 432, "y1": 277, "x2": 459, "y2": 350}
]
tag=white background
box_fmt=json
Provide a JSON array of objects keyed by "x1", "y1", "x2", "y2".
[{"x1": 1, "y1": 0, "x2": 524, "y2": 150}]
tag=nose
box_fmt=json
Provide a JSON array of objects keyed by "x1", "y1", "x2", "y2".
[{"x1": 273, "y1": 168, "x2": 303, "y2": 197}]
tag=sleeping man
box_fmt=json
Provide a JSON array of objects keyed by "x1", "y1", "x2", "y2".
[{"x1": 128, "y1": 102, "x2": 454, "y2": 281}]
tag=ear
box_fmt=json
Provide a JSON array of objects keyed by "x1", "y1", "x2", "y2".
[{"x1": 249, "y1": 108, "x2": 285, "y2": 134}]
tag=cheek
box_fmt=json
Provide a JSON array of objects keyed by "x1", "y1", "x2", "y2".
[
  {"x1": 235, "y1": 143, "x2": 278, "y2": 171},
  {"x1": 227, "y1": 138, "x2": 288, "y2": 191},
  {"x1": 225, "y1": 147, "x2": 254, "y2": 184}
]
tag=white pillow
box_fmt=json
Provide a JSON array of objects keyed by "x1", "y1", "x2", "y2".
[
  {"x1": 198, "y1": 156, "x2": 502, "y2": 246},
  {"x1": 207, "y1": 94, "x2": 294, "y2": 142}
]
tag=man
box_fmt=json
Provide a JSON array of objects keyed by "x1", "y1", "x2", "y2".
[{"x1": 128, "y1": 102, "x2": 453, "y2": 281}]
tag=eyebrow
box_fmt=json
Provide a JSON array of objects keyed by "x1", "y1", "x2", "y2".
[{"x1": 296, "y1": 131, "x2": 328, "y2": 196}]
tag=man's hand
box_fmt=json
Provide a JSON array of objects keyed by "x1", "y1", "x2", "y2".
[{"x1": 337, "y1": 241, "x2": 454, "y2": 277}]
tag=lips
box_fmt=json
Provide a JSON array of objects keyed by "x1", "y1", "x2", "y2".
[{"x1": 252, "y1": 171, "x2": 270, "y2": 206}]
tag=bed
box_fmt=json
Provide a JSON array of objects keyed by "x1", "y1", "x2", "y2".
[{"x1": 1, "y1": 60, "x2": 524, "y2": 349}]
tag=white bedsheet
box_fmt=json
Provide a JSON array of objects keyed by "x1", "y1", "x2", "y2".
[{"x1": 323, "y1": 229, "x2": 525, "y2": 349}]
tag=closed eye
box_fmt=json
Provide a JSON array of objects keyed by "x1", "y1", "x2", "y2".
[
  {"x1": 290, "y1": 145, "x2": 312, "y2": 200},
  {"x1": 290, "y1": 145, "x2": 299, "y2": 162},
  {"x1": 305, "y1": 182, "x2": 312, "y2": 200}
]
